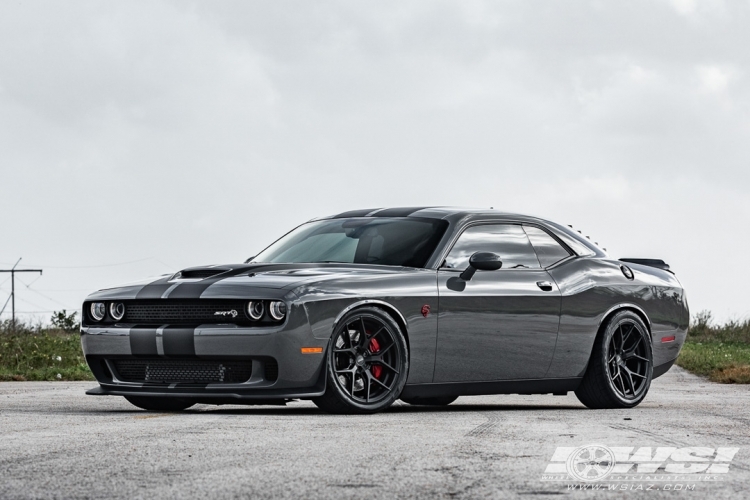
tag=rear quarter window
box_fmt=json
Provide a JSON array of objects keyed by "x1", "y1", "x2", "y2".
[{"x1": 523, "y1": 225, "x2": 571, "y2": 268}]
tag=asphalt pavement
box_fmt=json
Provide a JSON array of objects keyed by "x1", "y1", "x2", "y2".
[{"x1": 1, "y1": 367, "x2": 748, "y2": 499}]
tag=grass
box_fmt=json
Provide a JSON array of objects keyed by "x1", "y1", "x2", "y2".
[
  {"x1": 676, "y1": 311, "x2": 750, "y2": 384},
  {"x1": 0, "y1": 320, "x2": 94, "y2": 381},
  {"x1": 678, "y1": 343, "x2": 750, "y2": 383}
]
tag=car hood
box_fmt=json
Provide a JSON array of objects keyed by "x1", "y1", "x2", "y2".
[{"x1": 86, "y1": 263, "x2": 419, "y2": 301}]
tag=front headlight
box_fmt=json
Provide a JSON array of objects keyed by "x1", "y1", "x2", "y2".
[
  {"x1": 90, "y1": 303, "x2": 106, "y2": 322},
  {"x1": 247, "y1": 301, "x2": 264, "y2": 321},
  {"x1": 109, "y1": 302, "x2": 125, "y2": 321},
  {"x1": 269, "y1": 301, "x2": 287, "y2": 321}
]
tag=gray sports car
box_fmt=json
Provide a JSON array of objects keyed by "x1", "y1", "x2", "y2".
[{"x1": 81, "y1": 207, "x2": 688, "y2": 414}]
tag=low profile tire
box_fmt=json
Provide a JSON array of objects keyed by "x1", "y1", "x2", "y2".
[
  {"x1": 400, "y1": 396, "x2": 458, "y2": 406},
  {"x1": 575, "y1": 310, "x2": 653, "y2": 409},
  {"x1": 124, "y1": 396, "x2": 195, "y2": 412},
  {"x1": 313, "y1": 307, "x2": 409, "y2": 414}
]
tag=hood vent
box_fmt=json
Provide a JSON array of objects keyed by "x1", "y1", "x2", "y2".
[{"x1": 174, "y1": 267, "x2": 232, "y2": 280}]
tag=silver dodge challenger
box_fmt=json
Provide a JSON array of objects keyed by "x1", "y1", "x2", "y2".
[{"x1": 81, "y1": 207, "x2": 688, "y2": 414}]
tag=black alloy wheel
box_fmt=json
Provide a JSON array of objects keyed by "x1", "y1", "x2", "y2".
[
  {"x1": 575, "y1": 310, "x2": 653, "y2": 409},
  {"x1": 606, "y1": 320, "x2": 650, "y2": 400},
  {"x1": 313, "y1": 307, "x2": 408, "y2": 414}
]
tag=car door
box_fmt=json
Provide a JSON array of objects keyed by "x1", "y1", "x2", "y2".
[{"x1": 434, "y1": 223, "x2": 567, "y2": 382}]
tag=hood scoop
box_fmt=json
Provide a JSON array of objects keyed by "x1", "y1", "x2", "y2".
[{"x1": 173, "y1": 266, "x2": 233, "y2": 280}]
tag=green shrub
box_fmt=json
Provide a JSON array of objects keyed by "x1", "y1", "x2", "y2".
[
  {"x1": 676, "y1": 311, "x2": 750, "y2": 384},
  {"x1": 686, "y1": 310, "x2": 750, "y2": 343},
  {"x1": 677, "y1": 341, "x2": 750, "y2": 383},
  {"x1": 0, "y1": 320, "x2": 93, "y2": 381},
  {"x1": 50, "y1": 310, "x2": 81, "y2": 333}
]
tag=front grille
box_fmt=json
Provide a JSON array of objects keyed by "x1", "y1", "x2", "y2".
[
  {"x1": 113, "y1": 359, "x2": 253, "y2": 384},
  {"x1": 123, "y1": 300, "x2": 249, "y2": 325}
]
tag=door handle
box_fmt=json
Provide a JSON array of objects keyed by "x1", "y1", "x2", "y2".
[{"x1": 536, "y1": 281, "x2": 553, "y2": 292}]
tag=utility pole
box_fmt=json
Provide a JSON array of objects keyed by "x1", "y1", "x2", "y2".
[{"x1": 0, "y1": 258, "x2": 43, "y2": 329}]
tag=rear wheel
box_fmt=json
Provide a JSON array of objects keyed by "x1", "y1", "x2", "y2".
[
  {"x1": 124, "y1": 396, "x2": 195, "y2": 412},
  {"x1": 400, "y1": 396, "x2": 458, "y2": 406},
  {"x1": 313, "y1": 307, "x2": 409, "y2": 414},
  {"x1": 575, "y1": 310, "x2": 653, "y2": 409}
]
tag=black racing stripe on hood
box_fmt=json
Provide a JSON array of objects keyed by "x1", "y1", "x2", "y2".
[
  {"x1": 164, "y1": 265, "x2": 290, "y2": 299},
  {"x1": 133, "y1": 262, "x2": 396, "y2": 300},
  {"x1": 165, "y1": 263, "x2": 322, "y2": 299},
  {"x1": 135, "y1": 276, "x2": 177, "y2": 300},
  {"x1": 165, "y1": 269, "x2": 246, "y2": 299}
]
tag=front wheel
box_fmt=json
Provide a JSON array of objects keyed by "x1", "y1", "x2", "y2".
[
  {"x1": 575, "y1": 310, "x2": 653, "y2": 409},
  {"x1": 313, "y1": 307, "x2": 409, "y2": 414},
  {"x1": 124, "y1": 396, "x2": 195, "y2": 412}
]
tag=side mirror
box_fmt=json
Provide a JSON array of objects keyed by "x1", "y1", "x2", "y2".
[{"x1": 459, "y1": 252, "x2": 503, "y2": 281}]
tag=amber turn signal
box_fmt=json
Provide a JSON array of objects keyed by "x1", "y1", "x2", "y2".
[{"x1": 301, "y1": 347, "x2": 323, "y2": 354}]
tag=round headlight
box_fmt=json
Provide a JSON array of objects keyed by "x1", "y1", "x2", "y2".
[
  {"x1": 269, "y1": 301, "x2": 287, "y2": 321},
  {"x1": 90, "y1": 303, "x2": 106, "y2": 322},
  {"x1": 247, "y1": 301, "x2": 264, "y2": 321},
  {"x1": 109, "y1": 302, "x2": 125, "y2": 321}
]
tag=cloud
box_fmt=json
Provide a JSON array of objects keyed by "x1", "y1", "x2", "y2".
[
  {"x1": 697, "y1": 65, "x2": 738, "y2": 93},
  {"x1": 664, "y1": 0, "x2": 729, "y2": 18}
]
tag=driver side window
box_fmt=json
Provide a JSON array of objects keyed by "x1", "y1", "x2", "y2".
[{"x1": 443, "y1": 224, "x2": 541, "y2": 270}]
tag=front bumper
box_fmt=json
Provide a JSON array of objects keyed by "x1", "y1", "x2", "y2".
[
  {"x1": 81, "y1": 304, "x2": 329, "y2": 400},
  {"x1": 86, "y1": 375, "x2": 326, "y2": 403}
]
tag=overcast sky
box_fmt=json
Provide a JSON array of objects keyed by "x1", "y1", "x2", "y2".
[{"x1": 1, "y1": 0, "x2": 748, "y2": 324}]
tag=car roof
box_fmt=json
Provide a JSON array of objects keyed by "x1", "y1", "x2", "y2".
[
  {"x1": 324, "y1": 207, "x2": 530, "y2": 221},
  {"x1": 318, "y1": 207, "x2": 606, "y2": 259}
]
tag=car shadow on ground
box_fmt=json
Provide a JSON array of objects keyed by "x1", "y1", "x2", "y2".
[
  {"x1": 169, "y1": 402, "x2": 588, "y2": 416},
  {"x1": 28, "y1": 402, "x2": 589, "y2": 416}
]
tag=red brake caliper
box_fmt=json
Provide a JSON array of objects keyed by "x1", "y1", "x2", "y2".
[{"x1": 369, "y1": 337, "x2": 383, "y2": 379}]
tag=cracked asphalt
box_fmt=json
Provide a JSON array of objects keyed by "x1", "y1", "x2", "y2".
[{"x1": 1, "y1": 367, "x2": 748, "y2": 499}]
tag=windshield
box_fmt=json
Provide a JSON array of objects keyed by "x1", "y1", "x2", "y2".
[{"x1": 253, "y1": 217, "x2": 449, "y2": 268}]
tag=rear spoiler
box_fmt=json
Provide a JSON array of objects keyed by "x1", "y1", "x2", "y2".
[{"x1": 619, "y1": 258, "x2": 673, "y2": 274}]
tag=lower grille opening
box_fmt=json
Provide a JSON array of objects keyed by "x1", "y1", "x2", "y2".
[
  {"x1": 113, "y1": 359, "x2": 253, "y2": 384},
  {"x1": 264, "y1": 360, "x2": 279, "y2": 382}
]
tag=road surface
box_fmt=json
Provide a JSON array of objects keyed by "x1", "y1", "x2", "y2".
[{"x1": 1, "y1": 367, "x2": 748, "y2": 499}]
